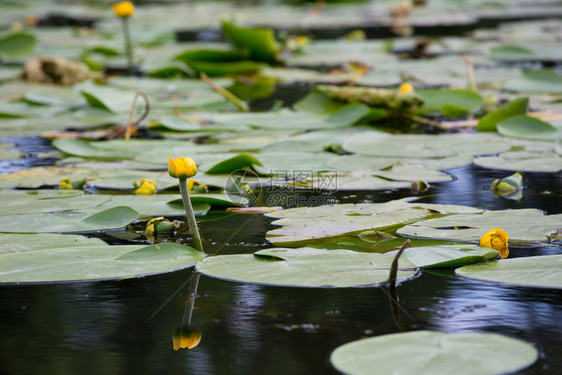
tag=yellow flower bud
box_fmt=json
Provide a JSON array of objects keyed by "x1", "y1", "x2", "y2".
[
  {"x1": 480, "y1": 228, "x2": 509, "y2": 258},
  {"x1": 59, "y1": 177, "x2": 73, "y2": 190},
  {"x1": 168, "y1": 157, "x2": 198, "y2": 180},
  {"x1": 112, "y1": 1, "x2": 135, "y2": 18},
  {"x1": 399, "y1": 83, "x2": 414, "y2": 94},
  {"x1": 172, "y1": 326, "x2": 202, "y2": 350},
  {"x1": 134, "y1": 179, "x2": 157, "y2": 195}
]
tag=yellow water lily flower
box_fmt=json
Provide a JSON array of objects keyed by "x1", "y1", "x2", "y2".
[
  {"x1": 59, "y1": 177, "x2": 73, "y2": 190},
  {"x1": 399, "y1": 82, "x2": 414, "y2": 94},
  {"x1": 172, "y1": 326, "x2": 202, "y2": 350},
  {"x1": 134, "y1": 179, "x2": 157, "y2": 195},
  {"x1": 168, "y1": 157, "x2": 198, "y2": 180},
  {"x1": 112, "y1": 1, "x2": 135, "y2": 18},
  {"x1": 480, "y1": 228, "x2": 509, "y2": 258}
]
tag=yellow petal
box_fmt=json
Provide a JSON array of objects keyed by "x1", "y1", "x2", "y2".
[
  {"x1": 399, "y1": 83, "x2": 414, "y2": 94},
  {"x1": 112, "y1": 1, "x2": 135, "y2": 18},
  {"x1": 168, "y1": 157, "x2": 197, "y2": 179},
  {"x1": 480, "y1": 228, "x2": 509, "y2": 258}
]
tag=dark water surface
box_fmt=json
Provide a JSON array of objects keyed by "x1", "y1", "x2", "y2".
[{"x1": 0, "y1": 140, "x2": 561, "y2": 375}]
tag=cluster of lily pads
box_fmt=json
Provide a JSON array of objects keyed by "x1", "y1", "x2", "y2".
[{"x1": 1, "y1": 0, "x2": 562, "y2": 373}]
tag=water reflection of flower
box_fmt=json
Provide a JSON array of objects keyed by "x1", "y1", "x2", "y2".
[{"x1": 173, "y1": 273, "x2": 202, "y2": 350}]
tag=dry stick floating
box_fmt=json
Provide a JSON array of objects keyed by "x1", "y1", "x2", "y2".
[
  {"x1": 388, "y1": 239, "x2": 411, "y2": 286},
  {"x1": 462, "y1": 53, "x2": 477, "y2": 92},
  {"x1": 200, "y1": 72, "x2": 249, "y2": 112},
  {"x1": 125, "y1": 91, "x2": 149, "y2": 140}
]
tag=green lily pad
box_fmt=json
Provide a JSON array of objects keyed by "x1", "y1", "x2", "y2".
[
  {"x1": 0, "y1": 233, "x2": 106, "y2": 255},
  {"x1": 331, "y1": 330, "x2": 538, "y2": 375},
  {"x1": 416, "y1": 89, "x2": 483, "y2": 117},
  {"x1": 0, "y1": 240, "x2": 205, "y2": 284},
  {"x1": 221, "y1": 21, "x2": 280, "y2": 64},
  {"x1": 0, "y1": 32, "x2": 36, "y2": 56},
  {"x1": 53, "y1": 139, "x2": 135, "y2": 160},
  {"x1": 196, "y1": 247, "x2": 417, "y2": 288},
  {"x1": 473, "y1": 150, "x2": 562, "y2": 172},
  {"x1": 0, "y1": 206, "x2": 139, "y2": 233},
  {"x1": 397, "y1": 209, "x2": 562, "y2": 242},
  {"x1": 504, "y1": 69, "x2": 562, "y2": 94},
  {"x1": 389, "y1": 245, "x2": 499, "y2": 268},
  {"x1": 497, "y1": 114, "x2": 562, "y2": 141},
  {"x1": 476, "y1": 97, "x2": 529, "y2": 132},
  {"x1": 266, "y1": 200, "x2": 483, "y2": 246},
  {"x1": 0, "y1": 189, "x2": 211, "y2": 217},
  {"x1": 343, "y1": 132, "x2": 511, "y2": 158},
  {"x1": 204, "y1": 153, "x2": 263, "y2": 174},
  {"x1": 328, "y1": 153, "x2": 472, "y2": 172},
  {"x1": 456, "y1": 254, "x2": 562, "y2": 289}
]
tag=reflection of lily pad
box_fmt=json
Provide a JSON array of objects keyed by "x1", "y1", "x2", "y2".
[
  {"x1": 331, "y1": 330, "x2": 538, "y2": 375},
  {"x1": 397, "y1": 209, "x2": 562, "y2": 242},
  {"x1": 196, "y1": 247, "x2": 417, "y2": 288},
  {"x1": 456, "y1": 255, "x2": 562, "y2": 289},
  {"x1": 0, "y1": 238, "x2": 205, "y2": 284}
]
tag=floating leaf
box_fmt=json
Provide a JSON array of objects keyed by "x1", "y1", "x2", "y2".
[
  {"x1": 389, "y1": 245, "x2": 499, "y2": 268},
  {"x1": 204, "y1": 153, "x2": 263, "y2": 174},
  {"x1": 474, "y1": 150, "x2": 562, "y2": 172},
  {"x1": 0, "y1": 32, "x2": 36, "y2": 56},
  {"x1": 0, "y1": 241, "x2": 205, "y2": 284},
  {"x1": 0, "y1": 206, "x2": 139, "y2": 233},
  {"x1": 397, "y1": 209, "x2": 562, "y2": 242},
  {"x1": 266, "y1": 200, "x2": 483, "y2": 246},
  {"x1": 504, "y1": 69, "x2": 562, "y2": 94},
  {"x1": 0, "y1": 233, "x2": 106, "y2": 255},
  {"x1": 477, "y1": 97, "x2": 529, "y2": 132},
  {"x1": 221, "y1": 21, "x2": 280, "y2": 64},
  {"x1": 331, "y1": 331, "x2": 538, "y2": 375},
  {"x1": 416, "y1": 88, "x2": 483, "y2": 117},
  {"x1": 196, "y1": 247, "x2": 417, "y2": 288},
  {"x1": 456, "y1": 254, "x2": 562, "y2": 289},
  {"x1": 496, "y1": 114, "x2": 562, "y2": 141},
  {"x1": 343, "y1": 132, "x2": 510, "y2": 158}
]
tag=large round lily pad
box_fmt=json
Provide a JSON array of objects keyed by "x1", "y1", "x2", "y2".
[
  {"x1": 330, "y1": 330, "x2": 538, "y2": 375},
  {"x1": 0, "y1": 236, "x2": 206, "y2": 283},
  {"x1": 196, "y1": 247, "x2": 417, "y2": 288},
  {"x1": 397, "y1": 209, "x2": 562, "y2": 242},
  {"x1": 265, "y1": 200, "x2": 483, "y2": 246},
  {"x1": 343, "y1": 132, "x2": 510, "y2": 158},
  {"x1": 456, "y1": 254, "x2": 562, "y2": 289},
  {"x1": 0, "y1": 206, "x2": 139, "y2": 233}
]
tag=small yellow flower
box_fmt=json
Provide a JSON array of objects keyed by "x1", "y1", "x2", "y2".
[
  {"x1": 399, "y1": 83, "x2": 414, "y2": 94},
  {"x1": 172, "y1": 326, "x2": 202, "y2": 350},
  {"x1": 59, "y1": 177, "x2": 73, "y2": 190},
  {"x1": 134, "y1": 179, "x2": 157, "y2": 195},
  {"x1": 480, "y1": 228, "x2": 509, "y2": 258},
  {"x1": 112, "y1": 1, "x2": 135, "y2": 18},
  {"x1": 168, "y1": 157, "x2": 198, "y2": 180}
]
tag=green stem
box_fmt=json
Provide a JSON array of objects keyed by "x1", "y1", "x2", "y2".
[
  {"x1": 179, "y1": 178, "x2": 204, "y2": 252},
  {"x1": 388, "y1": 239, "x2": 411, "y2": 286},
  {"x1": 122, "y1": 17, "x2": 134, "y2": 76}
]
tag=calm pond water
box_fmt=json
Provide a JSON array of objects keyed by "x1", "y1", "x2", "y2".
[{"x1": 0, "y1": 137, "x2": 561, "y2": 374}]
